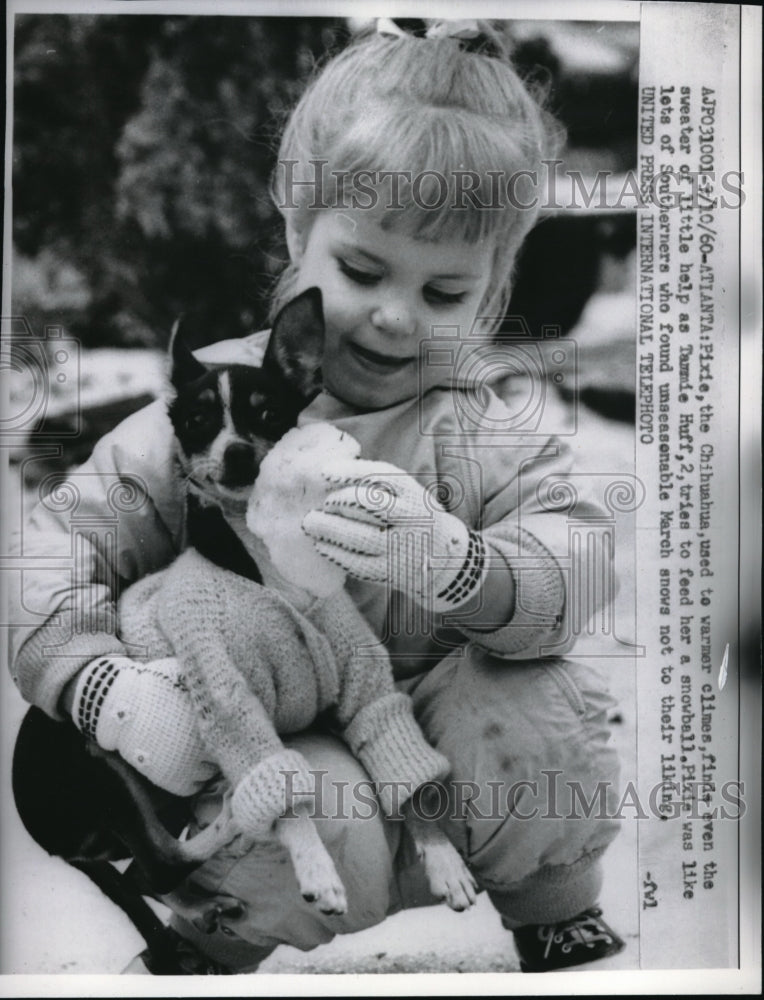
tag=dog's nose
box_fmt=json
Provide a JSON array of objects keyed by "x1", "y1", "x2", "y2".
[{"x1": 221, "y1": 442, "x2": 256, "y2": 487}]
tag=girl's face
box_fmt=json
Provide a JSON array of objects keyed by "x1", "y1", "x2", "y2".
[{"x1": 291, "y1": 210, "x2": 495, "y2": 411}]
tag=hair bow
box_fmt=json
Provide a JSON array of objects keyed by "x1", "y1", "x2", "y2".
[{"x1": 375, "y1": 17, "x2": 504, "y2": 57}]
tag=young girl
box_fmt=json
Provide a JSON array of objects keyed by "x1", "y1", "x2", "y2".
[{"x1": 9, "y1": 23, "x2": 624, "y2": 974}]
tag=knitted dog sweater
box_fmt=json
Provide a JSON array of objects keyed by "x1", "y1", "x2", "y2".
[{"x1": 118, "y1": 545, "x2": 450, "y2": 832}]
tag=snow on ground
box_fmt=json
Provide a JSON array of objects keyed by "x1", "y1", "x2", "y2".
[
  {"x1": 1, "y1": 406, "x2": 640, "y2": 980},
  {"x1": 7, "y1": 347, "x2": 166, "y2": 430}
]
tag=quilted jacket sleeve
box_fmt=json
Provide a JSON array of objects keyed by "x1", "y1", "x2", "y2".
[
  {"x1": 8, "y1": 331, "x2": 271, "y2": 719},
  {"x1": 8, "y1": 400, "x2": 185, "y2": 718},
  {"x1": 447, "y1": 409, "x2": 621, "y2": 660}
]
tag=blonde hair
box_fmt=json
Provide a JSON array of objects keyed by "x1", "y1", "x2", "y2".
[{"x1": 270, "y1": 26, "x2": 563, "y2": 330}]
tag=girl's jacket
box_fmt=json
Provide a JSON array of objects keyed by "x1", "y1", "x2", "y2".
[{"x1": 8, "y1": 332, "x2": 619, "y2": 719}]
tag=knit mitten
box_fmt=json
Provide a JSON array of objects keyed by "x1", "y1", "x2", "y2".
[
  {"x1": 230, "y1": 748, "x2": 317, "y2": 838},
  {"x1": 71, "y1": 655, "x2": 218, "y2": 797},
  {"x1": 343, "y1": 692, "x2": 451, "y2": 816},
  {"x1": 302, "y1": 462, "x2": 488, "y2": 613}
]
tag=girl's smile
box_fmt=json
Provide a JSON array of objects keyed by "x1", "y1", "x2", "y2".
[
  {"x1": 347, "y1": 341, "x2": 416, "y2": 373},
  {"x1": 291, "y1": 210, "x2": 495, "y2": 411}
]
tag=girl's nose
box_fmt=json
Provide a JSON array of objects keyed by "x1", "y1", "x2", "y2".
[{"x1": 370, "y1": 299, "x2": 417, "y2": 338}]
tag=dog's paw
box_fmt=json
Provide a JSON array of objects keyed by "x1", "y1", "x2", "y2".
[
  {"x1": 296, "y1": 856, "x2": 348, "y2": 916},
  {"x1": 276, "y1": 813, "x2": 348, "y2": 916},
  {"x1": 419, "y1": 838, "x2": 478, "y2": 912},
  {"x1": 301, "y1": 878, "x2": 348, "y2": 916}
]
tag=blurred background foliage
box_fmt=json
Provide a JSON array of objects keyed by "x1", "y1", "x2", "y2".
[{"x1": 13, "y1": 15, "x2": 350, "y2": 349}]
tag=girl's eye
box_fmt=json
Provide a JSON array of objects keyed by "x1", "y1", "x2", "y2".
[
  {"x1": 337, "y1": 258, "x2": 381, "y2": 286},
  {"x1": 424, "y1": 286, "x2": 467, "y2": 306}
]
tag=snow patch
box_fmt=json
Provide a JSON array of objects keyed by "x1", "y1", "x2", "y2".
[{"x1": 246, "y1": 422, "x2": 361, "y2": 598}]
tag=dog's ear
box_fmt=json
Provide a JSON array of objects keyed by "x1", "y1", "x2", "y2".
[
  {"x1": 262, "y1": 288, "x2": 324, "y2": 402},
  {"x1": 169, "y1": 315, "x2": 208, "y2": 389}
]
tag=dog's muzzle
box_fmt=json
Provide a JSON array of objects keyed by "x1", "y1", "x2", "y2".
[{"x1": 220, "y1": 442, "x2": 257, "y2": 488}]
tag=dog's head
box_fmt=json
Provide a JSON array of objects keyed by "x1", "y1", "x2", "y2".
[{"x1": 168, "y1": 288, "x2": 324, "y2": 505}]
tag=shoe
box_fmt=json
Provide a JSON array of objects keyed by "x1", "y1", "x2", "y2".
[
  {"x1": 512, "y1": 906, "x2": 625, "y2": 972},
  {"x1": 122, "y1": 926, "x2": 233, "y2": 975}
]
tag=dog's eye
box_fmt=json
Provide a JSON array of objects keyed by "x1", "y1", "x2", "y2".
[
  {"x1": 186, "y1": 398, "x2": 217, "y2": 429},
  {"x1": 253, "y1": 405, "x2": 288, "y2": 435},
  {"x1": 259, "y1": 408, "x2": 279, "y2": 426},
  {"x1": 187, "y1": 409, "x2": 210, "y2": 429}
]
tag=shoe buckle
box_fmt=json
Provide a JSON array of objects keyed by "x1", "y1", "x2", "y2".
[{"x1": 538, "y1": 912, "x2": 613, "y2": 959}]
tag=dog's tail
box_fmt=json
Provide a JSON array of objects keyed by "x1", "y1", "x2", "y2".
[
  {"x1": 91, "y1": 742, "x2": 241, "y2": 865},
  {"x1": 11, "y1": 707, "x2": 216, "y2": 971}
]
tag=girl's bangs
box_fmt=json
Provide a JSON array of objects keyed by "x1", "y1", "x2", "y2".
[{"x1": 324, "y1": 105, "x2": 540, "y2": 247}]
